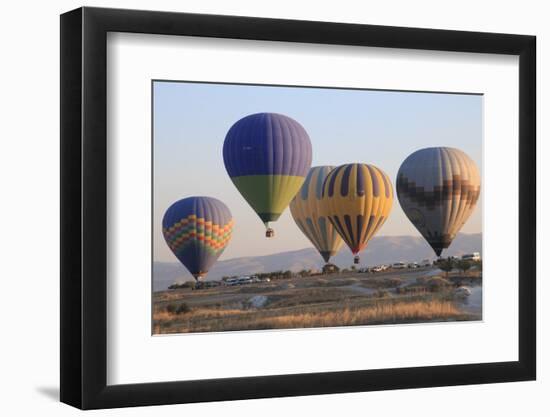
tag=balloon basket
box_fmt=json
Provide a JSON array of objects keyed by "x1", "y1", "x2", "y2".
[
  {"x1": 266, "y1": 228, "x2": 274, "y2": 238},
  {"x1": 353, "y1": 256, "x2": 360, "y2": 264}
]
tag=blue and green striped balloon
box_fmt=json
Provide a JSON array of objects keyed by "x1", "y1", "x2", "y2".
[{"x1": 223, "y1": 113, "x2": 312, "y2": 236}]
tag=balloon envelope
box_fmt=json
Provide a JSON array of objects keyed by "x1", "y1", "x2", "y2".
[
  {"x1": 322, "y1": 163, "x2": 394, "y2": 257},
  {"x1": 396, "y1": 147, "x2": 481, "y2": 256},
  {"x1": 162, "y1": 196, "x2": 234, "y2": 280},
  {"x1": 290, "y1": 166, "x2": 344, "y2": 263},
  {"x1": 223, "y1": 113, "x2": 312, "y2": 230}
]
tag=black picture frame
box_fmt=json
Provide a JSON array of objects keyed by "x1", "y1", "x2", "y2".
[{"x1": 60, "y1": 6, "x2": 536, "y2": 410}]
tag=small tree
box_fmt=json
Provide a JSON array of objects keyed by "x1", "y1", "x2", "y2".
[
  {"x1": 438, "y1": 257, "x2": 455, "y2": 278},
  {"x1": 457, "y1": 259, "x2": 471, "y2": 275}
]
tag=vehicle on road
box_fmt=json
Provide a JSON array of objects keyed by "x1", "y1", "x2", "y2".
[
  {"x1": 462, "y1": 252, "x2": 481, "y2": 262},
  {"x1": 392, "y1": 262, "x2": 407, "y2": 269},
  {"x1": 433, "y1": 256, "x2": 459, "y2": 265},
  {"x1": 237, "y1": 276, "x2": 254, "y2": 285},
  {"x1": 195, "y1": 280, "x2": 222, "y2": 290},
  {"x1": 420, "y1": 259, "x2": 432, "y2": 267}
]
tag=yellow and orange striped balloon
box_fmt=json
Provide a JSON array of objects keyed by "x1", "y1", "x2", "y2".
[
  {"x1": 321, "y1": 163, "x2": 393, "y2": 263},
  {"x1": 290, "y1": 166, "x2": 344, "y2": 264}
]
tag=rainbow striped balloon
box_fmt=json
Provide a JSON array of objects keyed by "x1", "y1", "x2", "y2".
[{"x1": 162, "y1": 197, "x2": 234, "y2": 281}]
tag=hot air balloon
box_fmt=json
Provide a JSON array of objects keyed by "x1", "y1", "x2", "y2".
[
  {"x1": 322, "y1": 163, "x2": 394, "y2": 264},
  {"x1": 162, "y1": 196, "x2": 234, "y2": 281},
  {"x1": 223, "y1": 113, "x2": 312, "y2": 238},
  {"x1": 290, "y1": 166, "x2": 344, "y2": 264},
  {"x1": 396, "y1": 147, "x2": 481, "y2": 257}
]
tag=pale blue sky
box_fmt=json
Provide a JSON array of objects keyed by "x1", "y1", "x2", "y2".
[{"x1": 153, "y1": 81, "x2": 482, "y2": 262}]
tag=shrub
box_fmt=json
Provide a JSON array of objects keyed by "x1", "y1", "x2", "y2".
[
  {"x1": 376, "y1": 289, "x2": 391, "y2": 298},
  {"x1": 386, "y1": 277, "x2": 403, "y2": 287},
  {"x1": 176, "y1": 303, "x2": 191, "y2": 314},
  {"x1": 165, "y1": 304, "x2": 177, "y2": 314},
  {"x1": 427, "y1": 277, "x2": 452, "y2": 291}
]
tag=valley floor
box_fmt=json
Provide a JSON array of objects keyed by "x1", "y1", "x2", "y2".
[{"x1": 152, "y1": 267, "x2": 482, "y2": 334}]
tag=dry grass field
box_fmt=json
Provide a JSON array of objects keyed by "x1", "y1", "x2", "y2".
[{"x1": 152, "y1": 268, "x2": 482, "y2": 334}]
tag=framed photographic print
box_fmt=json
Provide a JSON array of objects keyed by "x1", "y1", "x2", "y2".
[{"x1": 60, "y1": 6, "x2": 536, "y2": 409}]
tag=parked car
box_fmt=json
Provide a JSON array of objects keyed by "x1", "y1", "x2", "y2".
[
  {"x1": 371, "y1": 265, "x2": 384, "y2": 273},
  {"x1": 237, "y1": 276, "x2": 253, "y2": 285},
  {"x1": 392, "y1": 262, "x2": 407, "y2": 269},
  {"x1": 420, "y1": 259, "x2": 432, "y2": 267},
  {"x1": 197, "y1": 280, "x2": 222, "y2": 289},
  {"x1": 408, "y1": 262, "x2": 419, "y2": 269},
  {"x1": 461, "y1": 252, "x2": 481, "y2": 262}
]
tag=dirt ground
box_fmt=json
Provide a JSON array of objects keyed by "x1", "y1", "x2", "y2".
[{"x1": 152, "y1": 267, "x2": 482, "y2": 334}]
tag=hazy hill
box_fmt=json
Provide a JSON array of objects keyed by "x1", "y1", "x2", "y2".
[{"x1": 153, "y1": 233, "x2": 481, "y2": 291}]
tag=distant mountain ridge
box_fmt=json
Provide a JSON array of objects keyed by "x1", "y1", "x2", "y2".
[{"x1": 153, "y1": 233, "x2": 481, "y2": 291}]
